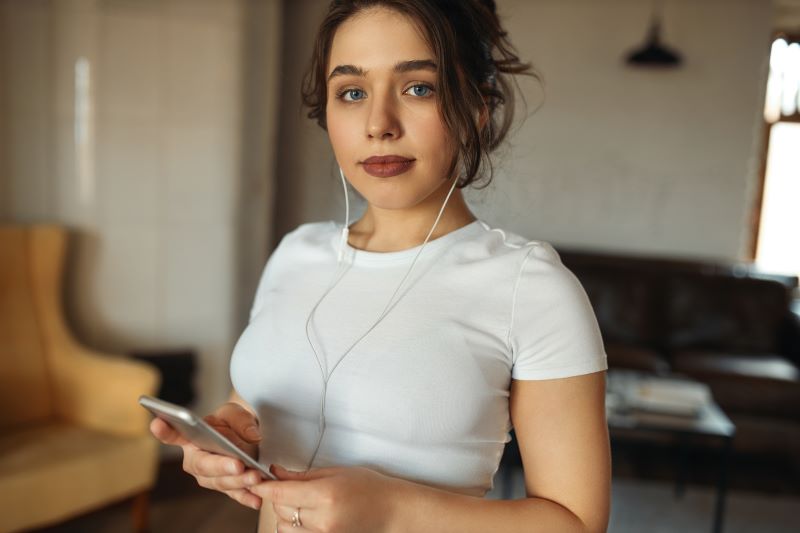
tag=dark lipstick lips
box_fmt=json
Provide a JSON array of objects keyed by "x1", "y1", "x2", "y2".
[{"x1": 361, "y1": 155, "x2": 416, "y2": 178}]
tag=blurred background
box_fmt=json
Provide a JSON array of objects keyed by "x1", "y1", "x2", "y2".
[{"x1": 0, "y1": 0, "x2": 798, "y2": 532}]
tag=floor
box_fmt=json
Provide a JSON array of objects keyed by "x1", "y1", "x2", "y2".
[
  {"x1": 29, "y1": 446, "x2": 800, "y2": 533},
  {"x1": 493, "y1": 469, "x2": 800, "y2": 533}
]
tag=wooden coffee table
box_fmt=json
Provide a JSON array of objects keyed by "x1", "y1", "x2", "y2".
[{"x1": 606, "y1": 370, "x2": 736, "y2": 533}]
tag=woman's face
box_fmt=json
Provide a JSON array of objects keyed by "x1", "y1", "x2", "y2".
[{"x1": 325, "y1": 7, "x2": 456, "y2": 211}]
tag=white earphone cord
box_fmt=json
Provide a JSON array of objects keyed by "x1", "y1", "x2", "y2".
[{"x1": 302, "y1": 169, "x2": 461, "y2": 469}]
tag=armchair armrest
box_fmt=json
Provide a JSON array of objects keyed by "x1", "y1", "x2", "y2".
[{"x1": 49, "y1": 342, "x2": 161, "y2": 437}]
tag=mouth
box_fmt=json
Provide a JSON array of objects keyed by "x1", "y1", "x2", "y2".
[{"x1": 360, "y1": 155, "x2": 416, "y2": 178}]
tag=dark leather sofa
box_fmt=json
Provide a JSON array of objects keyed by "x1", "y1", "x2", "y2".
[{"x1": 556, "y1": 247, "x2": 800, "y2": 466}]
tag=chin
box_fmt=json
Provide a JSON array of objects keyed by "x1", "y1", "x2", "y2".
[
  {"x1": 352, "y1": 170, "x2": 449, "y2": 210},
  {"x1": 361, "y1": 195, "x2": 422, "y2": 211},
  {"x1": 351, "y1": 180, "x2": 424, "y2": 209}
]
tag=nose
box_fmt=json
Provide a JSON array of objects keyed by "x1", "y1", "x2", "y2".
[{"x1": 366, "y1": 92, "x2": 401, "y2": 140}]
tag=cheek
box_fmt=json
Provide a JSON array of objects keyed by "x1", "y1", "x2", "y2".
[
  {"x1": 411, "y1": 114, "x2": 455, "y2": 169},
  {"x1": 327, "y1": 111, "x2": 359, "y2": 161}
]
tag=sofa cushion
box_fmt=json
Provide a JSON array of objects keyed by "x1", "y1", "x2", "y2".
[
  {"x1": 564, "y1": 267, "x2": 658, "y2": 346},
  {"x1": 671, "y1": 350, "x2": 800, "y2": 421},
  {"x1": 605, "y1": 342, "x2": 669, "y2": 374},
  {"x1": 0, "y1": 421, "x2": 158, "y2": 532},
  {"x1": 666, "y1": 275, "x2": 789, "y2": 353}
]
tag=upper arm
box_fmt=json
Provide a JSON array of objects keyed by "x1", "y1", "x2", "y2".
[{"x1": 510, "y1": 372, "x2": 611, "y2": 533}]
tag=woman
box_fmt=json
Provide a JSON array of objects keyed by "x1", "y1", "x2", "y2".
[{"x1": 151, "y1": 1, "x2": 611, "y2": 531}]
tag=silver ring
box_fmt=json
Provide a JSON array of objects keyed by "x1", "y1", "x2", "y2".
[{"x1": 291, "y1": 508, "x2": 302, "y2": 528}]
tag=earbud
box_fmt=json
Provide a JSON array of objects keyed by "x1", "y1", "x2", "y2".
[{"x1": 338, "y1": 166, "x2": 350, "y2": 263}]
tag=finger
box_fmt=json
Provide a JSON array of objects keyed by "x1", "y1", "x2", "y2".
[
  {"x1": 223, "y1": 488, "x2": 262, "y2": 510},
  {"x1": 273, "y1": 504, "x2": 297, "y2": 521},
  {"x1": 188, "y1": 448, "x2": 245, "y2": 478},
  {"x1": 150, "y1": 417, "x2": 189, "y2": 446},
  {"x1": 270, "y1": 464, "x2": 335, "y2": 481},
  {"x1": 203, "y1": 413, "x2": 227, "y2": 427},
  {"x1": 249, "y1": 480, "x2": 320, "y2": 508},
  {"x1": 206, "y1": 423, "x2": 253, "y2": 451},
  {"x1": 274, "y1": 504, "x2": 315, "y2": 533},
  {"x1": 210, "y1": 402, "x2": 262, "y2": 443},
  {"x1": 196, "y1": 469, "x2": 262, "y2": 491},
  {"x1": 275, "y1": 522, "x2": 312, "y2": 533}
]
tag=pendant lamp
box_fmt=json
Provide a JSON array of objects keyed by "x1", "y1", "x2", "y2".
[{"x1": 626, "y1": 0, "x2": 683, "y2": 68}]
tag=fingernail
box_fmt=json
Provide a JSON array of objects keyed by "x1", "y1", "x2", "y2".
[
  {"x1": 244, "y1": 425, "x2": 261, "y2": 440},
  {"x1": 227, "y1": 462, "x2": 239, "y2": 475}
]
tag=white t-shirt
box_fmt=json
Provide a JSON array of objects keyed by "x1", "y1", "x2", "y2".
[{"x1": 230, "y1": 219, "x2": 607, "y2": 497}]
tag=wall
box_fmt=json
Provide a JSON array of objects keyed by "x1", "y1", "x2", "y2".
[
  {"x1": 776, "y1": 0, "x2": 800, "y2": 31},
  {"x1": 274, "y1": 0, "x2": 775, "y2": 263},
  {"x1": 0, "y1": 0, "x2": 282, "y2": 416},
  {"x1": 273, "y1": 0, "x2": 340, "y2": 244},
  {"x1": 0, "y1": 0, "x2": 782, "y2": 414}
]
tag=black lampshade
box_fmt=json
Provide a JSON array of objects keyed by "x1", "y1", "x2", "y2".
[{"x1": 626, "y1": 15, "x2": 683, "y2": 68}]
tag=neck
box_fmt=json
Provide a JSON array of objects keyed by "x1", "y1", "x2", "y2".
[{"x1": 348, "y1": 181, "x2": 477, "y2": 253}]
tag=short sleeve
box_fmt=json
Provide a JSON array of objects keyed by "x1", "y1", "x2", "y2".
[{"x1": 508, "y1": 242, "x2": 608, "y2": 380}]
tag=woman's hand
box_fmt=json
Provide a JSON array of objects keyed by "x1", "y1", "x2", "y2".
[
  {"x1": 250, "y1": 464, "x2": 403, "y2": 533},
  {"x1": 149, "y1": 401, "x2": 264, "y2": 510}
]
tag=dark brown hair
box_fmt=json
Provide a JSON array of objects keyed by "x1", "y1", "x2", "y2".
[{"x1": 301, "y1": 0, "x2": 538, "y2": 189}]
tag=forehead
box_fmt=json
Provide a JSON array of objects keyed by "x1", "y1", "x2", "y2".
[{"x1": 328, "y1": 7, "x2": 433, "y2": 75}]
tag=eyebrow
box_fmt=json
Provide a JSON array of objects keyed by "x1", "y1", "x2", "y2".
[{"x1": 327, "y1": 59, "x2": 437, "y2": 81}]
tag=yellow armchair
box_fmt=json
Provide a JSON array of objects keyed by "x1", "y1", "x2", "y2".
[{"x1": 0, "y1": 225, "x2": 161, "y2": 533}]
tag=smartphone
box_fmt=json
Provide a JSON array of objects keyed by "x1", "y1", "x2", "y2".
[{"x1": 139, "y1": 394, "x2": 277, "y2": 480}]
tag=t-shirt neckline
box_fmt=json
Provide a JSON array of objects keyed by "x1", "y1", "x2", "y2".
[{"x1": 330, "y1": 219, "x2": 486, "y2": 266}]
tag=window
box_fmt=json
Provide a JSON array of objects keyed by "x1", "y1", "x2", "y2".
[{"x1": 751, "y1": 34, "x2": 800, "y2": 279}]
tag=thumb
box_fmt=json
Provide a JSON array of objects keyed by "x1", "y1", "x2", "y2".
[
  {"x1": 270, "y1": 464, "x2": 333, "y2": 481},
  {"x1": 214, "y1": 402, "x2": 262, "y2": 443},
  {"x1": 270, "y1": 464, "x2": 310, "y2": 481},
  {"x1": 150, "y1": 417, "x2": 190, "y2": 447}
]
